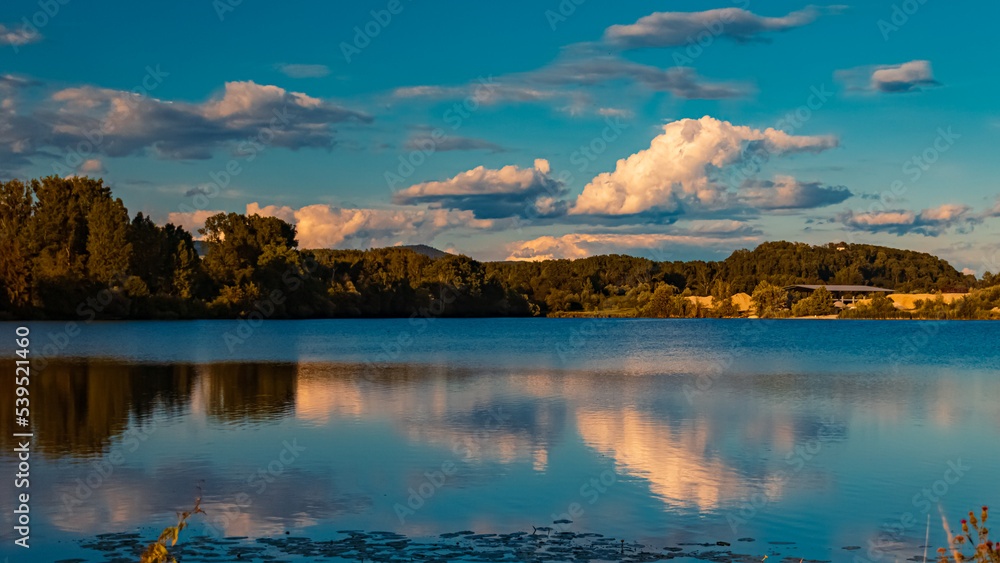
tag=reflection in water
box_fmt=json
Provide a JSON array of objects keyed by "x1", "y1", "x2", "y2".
[
  {"x1": 192, "y1": 362, "x2": 297, "y2": 423},
  {"x1": 0, "y1": 320, "x2": 998, "y2": 563},
  {"x1": 0, "y1": 361, "x2": 194, "y2": 456},
  {"x1": 0, "y1": 361, "x2": 301, "y2": 456}
]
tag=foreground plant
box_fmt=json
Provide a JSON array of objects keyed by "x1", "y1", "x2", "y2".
[
  {"x1": 139, "y1": 498, "x2": 205, "y2": 563},
  {"x1": 938, "y1": 506, "x2": 999, "y2": 563}
]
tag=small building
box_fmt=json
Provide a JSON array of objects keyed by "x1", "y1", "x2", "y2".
[{"x1": 784, "y1": 284, "x2": 894, "y2": 306}]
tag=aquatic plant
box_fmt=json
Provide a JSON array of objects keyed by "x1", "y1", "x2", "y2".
[
  {"x1": 138, "y1": 498, "x2": 205, "y2": 563},
  {"x1": 937, "y1": 506, "x2": 999, "y2": 563}
]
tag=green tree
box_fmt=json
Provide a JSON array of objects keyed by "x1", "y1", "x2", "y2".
[
  {"x1": 640, "y1": 283, "x2": 694, "y2": 318},
  {"x1": 0, "y1": 180, "x2": 34, "y2": 313},
  {"x1": 839, "y1": 293, "x2": 906, "y2": 319},
  {"x1": 710, "y1": 278, "x2": 739, "y2": 318},
  {"x1": 87, "y1": 197, "x2": 133, "y2": 284},
  {"x1": 200, "y1": 212, "x2": 298, "y2": 286},
  {"x1": 791, "y1": 286, "x2": 836, "y2": 317},
  {"x1": 30, "y1": 176, "x2": 111, "y2": 281},
  {"x1": 751, "y1": 280, "x2": 788, "y2": 318}
]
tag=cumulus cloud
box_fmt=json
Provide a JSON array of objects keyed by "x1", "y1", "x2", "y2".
[
  {"x1": 836, "y1": 60, "x2": 941, "y2": 94},
  {"x1": 166, "y1": 209, "x2": 225, "y2": 236},
  {"x1": 393, "y1": 159, "x2": 568, "y2": 219},
  {"x1": 572, "y1": 116, "x2": 839, "y2": 216},
  {"x1": 0, "y1": 24, "x2": 40, "y2": 47},
  {"x1": 249, "y1": 203, "x2": 496, "y2": 249},
  {"x1": 246, "y1": 202, "x2": 297, "y2": 224},
  {"x1": 44, "y1": 80, "x2": 371, "y2": 160},
  {"x1": 839, "y1": 203, "x2": 973, "y2": 235},
  {"x1": 169, "y1": 203, "x2": 497, "y2": 249},
  {"x1": 277, "y1": 64, "x2": 331, "y2": 78},
  {"x1": 505, "y1": 231, "x2": 759, "y2": 261},
  {"x1": 739, "y1": 176, "x2": 851, "y2": 210},
  {"x1": 603, "y1": 6, "x2": 841, "y2": 49}
]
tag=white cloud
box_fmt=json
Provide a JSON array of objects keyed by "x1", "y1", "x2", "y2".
[
  {"x1": 739, "y1": 175, "x2": 851, "y2": 210},
  {"x1": 250, "y1": 204, "x2": 496, "y2": 249},
  {"x1": 870, "y1": 60, "x2": 939, "y2": 93},
  {"x1": 167, "y1": 209, "x2": 225, "y2": 237},
  {"x1": 246, "y1": 202, "x2": 296, "y2": 224},
  {"x1": 393, "y1": 159, "x2": 566, "y2": 218},
  {"x1": 505, "y1": 232, "x2": 759, "y2": 261},
  {"x1": 836, "y1": 60, "x2": 940, "y2": 94},
  {"x1": 571, "y1": 116, "x2": 839, "y2": 216},
  {"x1": 45, "y1": 80, "x2": 371, "y2": 160},
  {"x1": 603, "y1": 6, "x2": 841, "y2": 49},
  {"x1": 0, "y1": 24, "x2": 40, "y2": 47},
  {"x1": 77, "y1": 158, "x2": 106, "y2": 175},
  {"x1": 839, "y1": 203, "x2": 974, "y2": 235}
]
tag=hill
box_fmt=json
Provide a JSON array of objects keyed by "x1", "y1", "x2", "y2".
[
  {"x1": 394, "y1": 244, "x2": 450, "y2": 259},
  {"x1": 2, "y1": 176, "x2": 993, "y2": 320}
]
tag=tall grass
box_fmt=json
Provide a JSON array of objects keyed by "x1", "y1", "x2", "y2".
[
  {"x1": 938, "y1": 506, "x2": 999, "y2": 563},
  {"x1": 139, "y1": 498, "x2": 205, "y2": 563}
]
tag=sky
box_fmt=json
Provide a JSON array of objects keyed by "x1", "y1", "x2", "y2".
[{"x1": 1, "y1": 0, "x2": 999, "y2": 272}]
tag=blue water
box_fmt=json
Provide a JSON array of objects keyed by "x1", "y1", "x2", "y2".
[{"x1": 0, "y1": 319, "x2": 997, "y2": 562}]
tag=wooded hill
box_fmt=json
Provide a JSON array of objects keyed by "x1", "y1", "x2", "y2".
[{"x1": 1, "y1": 176, "x2": 995, "y2": 320}]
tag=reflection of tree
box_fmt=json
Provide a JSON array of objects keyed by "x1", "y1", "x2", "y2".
[
  {"x1": 199, "y1": 363, "x2": 297, "y2": 423},
  {"x1": 0, "y1": 360, "x2": 300, "y2": 458},
  {"x1": 0, "y1": 360, "x2": 195, "y2": 457}
]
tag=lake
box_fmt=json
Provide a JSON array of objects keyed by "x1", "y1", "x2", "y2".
[{"x1": 1, "y1": 319, "x2": 998, "y2": 562}]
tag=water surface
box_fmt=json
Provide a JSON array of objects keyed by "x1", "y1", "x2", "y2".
[{"x1": 1, "y1": 319, "x2": 997, "y2": 562}]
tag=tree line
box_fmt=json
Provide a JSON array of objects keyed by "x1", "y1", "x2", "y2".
[{"x1": 1, "y1": 176, "x2": 997, "y2": 321}]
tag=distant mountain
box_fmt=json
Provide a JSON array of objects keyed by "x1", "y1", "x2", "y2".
[{"x1": 396, "y1": 244, "x2": 451, "y2": 259}]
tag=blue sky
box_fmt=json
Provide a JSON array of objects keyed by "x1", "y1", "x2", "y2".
[{"x1": 2, "y1": 0, "x2": 998, "y2": 272}]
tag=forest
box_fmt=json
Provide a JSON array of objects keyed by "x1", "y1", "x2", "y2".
[{"x1": 2, "y1": 176, "x2": 998, "y2": 321}]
